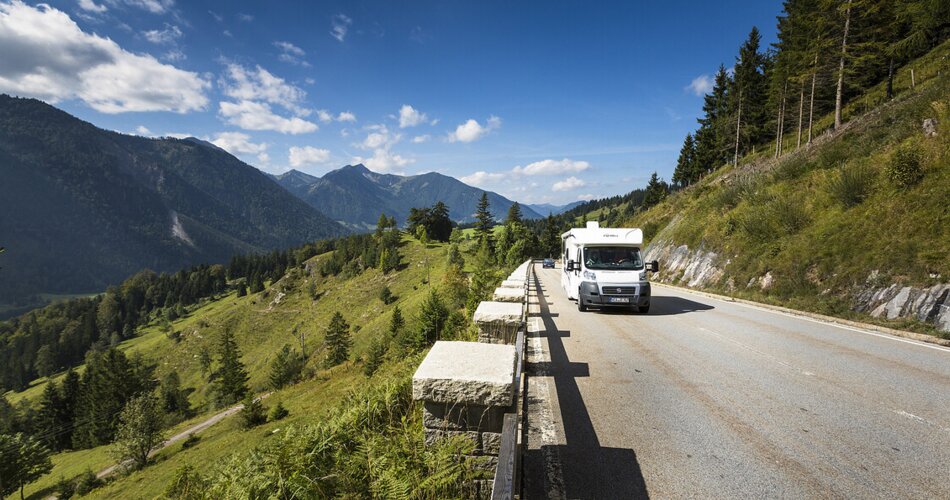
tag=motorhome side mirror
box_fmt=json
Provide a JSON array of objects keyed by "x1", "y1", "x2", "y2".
[
  {"x1": 648, "y1": 260, "x2": 660, "y2": 272},
  {"x1": 567, "y1": 260, "x2": 577, "y2": 271}
]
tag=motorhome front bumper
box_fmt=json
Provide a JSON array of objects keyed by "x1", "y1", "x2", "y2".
[{"x1": 578, "y1": 281, "x2": 650, "y2": 308}]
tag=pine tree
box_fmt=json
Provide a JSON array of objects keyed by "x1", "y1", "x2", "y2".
[
  {"x1": 694, "y1": 65, "x2": 732, "y2": 173},
  {"x1": 430, "y1": 201, "x2": 453, "y2": 242},
  {"x1": 59, "y1": 369, "x2": 80, "y2": 447},
  {"x1": 505, "y1": 202, "x2": 524, "y2": 225},
  {"x1": 35, "y1": 381, "x2": 67, "y2": 450},
  {"x1": 0, "y1": 433, "x2": 53, "y2": 499},
  {"x1": 159, "y1": 371, "x2": 191, "y2": 418},
  {"x1": 641, "y1": 172, "x2": 669, "y2": 210},
  {"x1": 388, "y1": 306, "x2": 405, "y2": 337},
  {"x1": 731, "y1": 27, "x2": 769, "y2": 159},
  {"x1": 418, "y1": 288, "x2": 448, "y2": 347},
  {"x1": 363, "y1": 338, "x2": 388, "y2": 377},
  {"x1": 323, "y1": 312, "x2": 352, "y2": 367},
  {"x1": 239, "y1": 395, "x2": 267, "y2": 429},
  {"x1": 540, "y1": 214, "x2": 561, "y2": 258},
  {"x1": 474, "y1": 192, "x2": 495, "y2": 253},
  {"x1": 268, "y1": 344, "x2": 303, "y2": 390},
  {"x1": 672, "y1": 133, "x2": 697, "y2": 187},
  {"x1": 210, "y1": 330, "x2": 249, "y2": 407}
]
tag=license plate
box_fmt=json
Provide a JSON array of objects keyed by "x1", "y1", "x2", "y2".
[{"x1": 608, "y1": 297, "x2": 630, "y2": 303}]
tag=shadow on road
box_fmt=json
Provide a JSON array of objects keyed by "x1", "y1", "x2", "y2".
[
  {"x1": 525, "y1": 273, "x2": 650, "y2": 500},
  {"x1": 647, "y1": 295, "x2": 714, "y2": 316}
]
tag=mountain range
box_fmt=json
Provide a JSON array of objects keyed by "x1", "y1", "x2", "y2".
[
  {"x1": 271, "y1": 165, "x2": 548, "y2": 230},
  {"x1": 0, "y1": 95, "x2": 346, "y2": 310}
]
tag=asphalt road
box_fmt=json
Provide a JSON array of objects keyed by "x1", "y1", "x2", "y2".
[{"x1": 523, "y1": 265, "x2": 950, "y2": 499}]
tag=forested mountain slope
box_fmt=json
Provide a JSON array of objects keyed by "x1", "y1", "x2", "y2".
[
  {"x1": 273, "y1": 164, "x2": 543, "y2": 230},
  {"x1": 0, "y1": 96, "x2": 347, "y2": 312}
]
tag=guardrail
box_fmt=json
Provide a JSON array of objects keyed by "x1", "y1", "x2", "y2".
[
  {"x1": 411, "y1": 259, "x2": 533, "y2": 499},
  {"x1": 491, "y1": 261, "x2": 531, "y2": 499}
]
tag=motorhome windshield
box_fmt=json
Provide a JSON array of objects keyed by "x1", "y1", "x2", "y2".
[{"x1": 583, "y1": 246, "x2": 643, "y2": 270}]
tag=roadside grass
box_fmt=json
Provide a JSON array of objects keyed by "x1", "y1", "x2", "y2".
[
  {"x1": 624, "y1": 42, "x2": 950, "y2": 338},
  {"x1": 13, "y1": 237, "x2": 462, "y2": 498}
]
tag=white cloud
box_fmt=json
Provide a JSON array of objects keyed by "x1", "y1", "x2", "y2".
[
  {"x1": 78, "y1": 0, "x2": 107, "y2": 13},
  {"x1": 687, "y1": 74, "x2": 713, "y2": 96},
  {"x1": 220, "y1": 63, "x2": 308, "y2": 115},
  {"x1": 316, "y1": 109, "x2": 333, "y2": 123},
  {"x1": 0, "y1": 1, "x2": 208, "y2": 113},
  {"x1": 274, "y1": 40, "x2": 309, "y2": 66},
  {"x1": 460, "y1": 171, "x2": 507, "y2": 187},
  {"x1": 289, "y1": 146, "x2": 331, "y2": 167},
  {"x1": 218, "y1": 100, "x2": 317, "y2": 134},
  {"x1": 577, "y1": 193, "x2": 595, "y2": 201},
  {"x1": 552, "y1": 176, "x2": 586, "y2": 192},
  {"x1": 352, "y1": 148, "x2": 413, "y2": 173},
  {"x1": 513, "y1": 158, "x2": 590, "y2": 176},
  {"x1": 337, "y1": 111, "x2": 356, "y2": 122},
  {"x1": 211, "y1": 131, "x2": 267, "y2": 155},
  {"x1": 448, "y1": 115, "x2": 501, "y2": 143},
  {"x1": 237, "y1": 13, "x2": 253, "y2": 22},
  {"x1": 330, "y1": 13, "x2": 351, "y2": 42},
  {"x1": 162, "y1": 49, "x2": 185, "y2": 61},
  {"x1": 412, "y1": 134, "x2": 430, "y2": 143},
  {"x1": 358, "y1": 124, "x2": 401, "y2": 150},
  {"x1": 257, "y1": 152, "x2": 270, "y2": 164},
  {"x1": 124, "y1": 0, "x2": 175, "y2": 14},
  {"x1": 398, "y1": 104, "x2": 428, "y2": 128},
  {"x1": 135, "y1": 125, "x2": 152, "y2": 135},
  {"x1": 143, "y1": 24, "x2": 181, "y2": 44}
]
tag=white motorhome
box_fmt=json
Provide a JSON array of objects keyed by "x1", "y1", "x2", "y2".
[{"x1": 561, "y1": 221, "x2": 658, "y2": 313}]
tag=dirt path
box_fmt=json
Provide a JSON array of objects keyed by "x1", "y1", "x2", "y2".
[{"x1": 95, "y1": 393, "x2": 271, "y2": 479}]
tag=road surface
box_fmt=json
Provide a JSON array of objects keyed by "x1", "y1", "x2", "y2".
[{"x1": 523, "y1": 265, "x2": 950, "y2": 499}]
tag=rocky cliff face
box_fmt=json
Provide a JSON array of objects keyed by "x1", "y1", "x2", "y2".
[{"x1": 644, "y1": 239, "x2": 950, "y2": 334}]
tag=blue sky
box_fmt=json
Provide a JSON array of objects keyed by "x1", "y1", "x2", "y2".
[{"x1": 0, "y1": 0, "x2": 781, "y2": 205}]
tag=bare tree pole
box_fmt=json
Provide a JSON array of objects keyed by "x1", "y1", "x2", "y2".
[
  {"x1": 734, "y1": 89, "x2": 743, "y2": 166},
  {"x1": 808, "y1": 40, "x2": 819, "y2": 144},
  {"x1": 834, "y1": 0, "x2": 852, "y2": 130},
  {"x1": 779, "y1": 80, "x2": 788, "y2": 156},
  {"x1": 797, "y1": 81, "x2": 804, "y2": 149}
]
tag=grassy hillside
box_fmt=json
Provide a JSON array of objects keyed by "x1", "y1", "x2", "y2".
[
  {"x1": 622, "y1": 41, "x2": 949, "y2": 336},
  {"x1": 15, "y1": 236, "x2": 495, "y2": 499}
]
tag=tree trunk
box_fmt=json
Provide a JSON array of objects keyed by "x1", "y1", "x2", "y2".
[
  {"x1": 834, "y1": 0, "x2": 852, "y2": 130},
  {"x1": 797, "y1": 81, "x2": 804, "y2": 149},
  {"x1": 734, "y1": 89, "x2": 742, "y2": 166},
  {"x1": 779, "y1": 80, "x2": 788, "y2": 156}
]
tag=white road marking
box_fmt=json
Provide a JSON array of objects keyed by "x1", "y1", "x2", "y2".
[
  {"x1": 892, "y1": 409, "x2": 950, "y2": 434},
  {"x1": 666, "y1": 286, "x2": 950, "y2": 354}
]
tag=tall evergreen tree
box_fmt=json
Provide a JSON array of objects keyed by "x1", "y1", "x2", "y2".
[
  {"x1": 324, "y1": 312, "x2": 352, "y2": 366},
  {"x1": 731, "y1": 27, "x2": 769, "y2": 159},
  {"x1": 210, "y1": 330, "x2": 249, "y2": 407},
  {"x1": 641, "y1": 173, "x2": 669, "y2": 210},
  {"x1": 672, "y1": 133, "x2": 697, "y2": 187},
  {"x1": 35, "y1": 382, "x2": 67, "y2": 450},
  {"x1": 0, "y1": 433, "x2": 52, "y2": 500},
  {"x1": 73, "y1": 349, "x2": 153, "y2": 448},
  {"x1": 473, "y1": 192, "x2": 495, "y2": 252},
  {"x1": 694, "y1": 65, "x2": 732, "y2": 173},
  {"x1": 417, "y1": 288, "x2": 448, "y2": 347},
  {"x1": 505, "y1": 202, "x2": 524, "y2": 225}
]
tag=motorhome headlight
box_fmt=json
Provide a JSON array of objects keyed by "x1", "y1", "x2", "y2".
[
  {"x1": 639, "y1": 271, "x2": 647, "y2": 281},
  {"x1": 583, "y1": 270, "x2": 596, "y2": 280}
]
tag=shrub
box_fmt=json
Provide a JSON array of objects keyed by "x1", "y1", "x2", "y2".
[
  {"x1": 886, "y1": 144, "x2": 923, "y2": 188},
  {"x1": 181, "y1": 433, "x2": 200, "y2": 449},
  {"x1": 74, "y1": 470, "x2": 101, "y2": 496},
  {"x1": 828, "y1": 164, "x2": 873, "y2": 207},
  {"x1": 56, "y1": 476, "x2": 75, "y2": 499},
  {"x1": 268, "y1": 401, "x2": 289, "y2": 421},
  {"x1": 378, "y1": 286, "x2": 393, "y2": 304},
  {"x1": 363, "y1": 338, "x2": 388, "y2": 377},
  {"x1": 239, "y1": 395, "x2": 267, "y2": 429}
]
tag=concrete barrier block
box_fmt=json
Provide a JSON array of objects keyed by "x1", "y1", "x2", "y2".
[
  {"x1": 412, "y1": 341, "x2": 516, "y2": 406},
  {"x1": 424, "y1": 428, "x2": 479, "y2": 448},
  {"x1": 473, "y1": 301, "x2": 523, "y2": 344},
  {"x1": 481, "y1": 432, "x2": 502, "y2": 455},
  {"x1": 423, "y1": 401, "x2": 506, "y2": 433},
  {"x1": 499, "y1": 279, "x2": 525, "y2": 288},
  {"x1": 492, "y1": 287, "x2": 523, "y2": 303}
]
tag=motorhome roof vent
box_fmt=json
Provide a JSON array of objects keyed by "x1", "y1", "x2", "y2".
[{"x1": 586, "y1": 221, "x2": 599, "y2": 229}]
